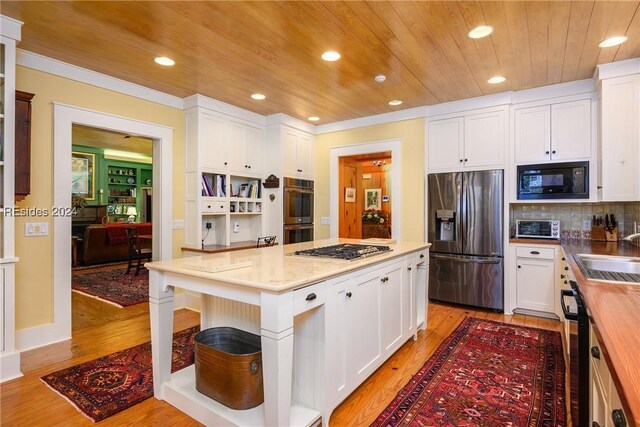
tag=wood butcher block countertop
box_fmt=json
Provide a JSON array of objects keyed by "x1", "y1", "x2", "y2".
[
  {"x1": 561, "y1": 240, "x2": 640, "y2": 426},
  {"x1": 146, "y1": 239, "x2": 430, "y2": 293}
]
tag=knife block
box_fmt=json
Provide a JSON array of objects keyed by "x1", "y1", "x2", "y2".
[
  {"x1": 591, "y1": 224, "x2": 606, "y2": 241},
  {"x1": 605, "y1": 227, "x2": 619, "y2": 242}
]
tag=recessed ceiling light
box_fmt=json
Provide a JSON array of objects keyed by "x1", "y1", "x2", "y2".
[
  {"x1": 487, "y1": 76, "x2": 506, "y2": 84},
  {"x1": 251, "y1": 93, "x2": 266, "y2": 100},
  {"x1": 308, "y1": 116, "x2": 320, "y2": 122},
  {"x1": 321, "y1": 51, "x2": 341, "y2": 62},
  {"x1": 375, "y1": 74, "x2": 386, "y2": 83},
  {"x1": 599, "y1": 36, "x2": 628, "y2": 48},
  {"x1": 388, "y1": 100, "x2": 403, "y2": 106},
  {"x1": 468, "y1": 25, "x2": 494, "y2": 39},
  {"x1": 154, "y1": 56, "x2": 175, "y2": 66}
]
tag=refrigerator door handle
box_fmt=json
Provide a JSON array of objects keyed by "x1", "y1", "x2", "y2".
[{"x1": 430, "y1": 254, "x2": 501, "y2": 264}]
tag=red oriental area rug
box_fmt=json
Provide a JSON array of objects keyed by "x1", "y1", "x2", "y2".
[
  {"x1": 72, "y1": 265, "x2": 148, "y2": 307},
  {"x1": 371, "y1": 317, "x2": 566, "y2": 427},
  {"x1": 41, "y1": 326, "x2": 199, "y2": 422}
]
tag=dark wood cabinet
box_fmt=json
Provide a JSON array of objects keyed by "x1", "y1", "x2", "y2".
[{"x1": 15, "y1": 90, "x2": 35, "y2": 201}]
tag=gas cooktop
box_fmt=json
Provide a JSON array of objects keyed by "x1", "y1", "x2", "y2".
[{"x1": 292, "y1": 243, "x2": 391, "y2": 261}]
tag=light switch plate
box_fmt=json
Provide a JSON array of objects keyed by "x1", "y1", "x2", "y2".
[
  {"x1": 25, "y1": 222, "x2": 49, "y2": 236},
  {"x1": 582, "y1": 220, "x2": 591, "y2": 231},
  {"x1": 321, "y1": 217, "x2": 330, "y2": 225},
  {"x1": 172, "y1": 219, "x2": 184, "y2": 229}
]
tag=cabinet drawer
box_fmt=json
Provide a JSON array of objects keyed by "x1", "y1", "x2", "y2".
[
  {"x1": 202, "y1": 200, "x2": 228, "y2": 214},
  {"x1": 293, "y1": 282, "x2": 326, "y2": 315},
  {"x1": 516, "y1": 246, "x2": 555, "y2": 260}
]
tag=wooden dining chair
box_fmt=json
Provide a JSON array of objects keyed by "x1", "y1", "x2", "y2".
[
  {"x1": 125, "y1": 227, "x2": 152, "y2": 275},
  {"x1": 256, "y1": 236, "x2": 277, "y2": 248}
]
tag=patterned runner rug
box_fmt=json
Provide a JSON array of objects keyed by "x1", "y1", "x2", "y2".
[
  {"x1": 371, "y1": 317, "x2": 566, "y2": 426},
  {"x1": 41, "y1": 326, "x2": 199, "y2": 422},
  {"x1": 72, "y1": 265, "x2": 148, "y2": 307}
]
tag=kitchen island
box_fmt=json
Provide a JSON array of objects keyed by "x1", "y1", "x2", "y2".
[{"x1": 146, "y1": 239, "x2": 430, "y2": 426}]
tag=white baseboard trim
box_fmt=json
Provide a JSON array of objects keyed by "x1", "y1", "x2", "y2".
[
  {"x1": 0, "y1": 350, "x2": 23, "y2": 383},
  {"x1": 185, "y1": 291, "x2": 202, "y2": 312}
]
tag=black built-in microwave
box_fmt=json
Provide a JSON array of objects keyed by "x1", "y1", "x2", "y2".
[{"x1": 517, "y1": 161, "x2": 589, "y2": 200}]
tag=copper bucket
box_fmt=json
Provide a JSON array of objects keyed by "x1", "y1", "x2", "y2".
[{"x1": 194, "y1": 327, "x2": 264, "y2": 410}]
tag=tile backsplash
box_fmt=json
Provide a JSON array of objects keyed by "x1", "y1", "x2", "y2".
[{"x1": 510, "y1": 202, "x2": 640, "y2": 240}]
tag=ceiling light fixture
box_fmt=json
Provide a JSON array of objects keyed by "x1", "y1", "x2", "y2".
[
  {"x1": 468, "y1": 25, "x2": 494, "y2": 39},
  {"x1": 599, "y1": 36, "x2": 628, "y2": 48},
  {"x1": 487, "y1": 76, "x2": 506, "y2": 84},
  {"x1": 251, "y1": 93, "x2": 266, "y2": 100},
  {"x1": 388, "y1": 100, "x2": 403, "y2": 106},
  {"x1": 154, "y1": 56, "x2": 175, "y2": 66},
  {"x1": 308, "y1": 116, "x2": 320, "y2": 122},
  {"x1": 321, "y1": 51, "x2": 341, "y2": 62},
  {"x1": 375, "y1": 74, "x2": 386, "y2": 83}
]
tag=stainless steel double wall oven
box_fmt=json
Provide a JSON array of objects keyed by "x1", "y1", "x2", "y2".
[{"x1": 283, "y1": 177, "x2": 314, "y2": 244}]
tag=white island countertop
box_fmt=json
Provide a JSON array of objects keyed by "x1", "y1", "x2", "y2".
[{"x1": 146, "y1": 239, "x2": 430, "y2": 293}]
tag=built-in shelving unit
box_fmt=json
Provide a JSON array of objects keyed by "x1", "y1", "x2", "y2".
[{"x1": 184, "y1": 103, "x2": 266, "y2": 250}]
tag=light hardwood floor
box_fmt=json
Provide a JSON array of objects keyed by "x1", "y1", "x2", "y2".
[{"x1": 1, "y1": 294, "x2": 565, "y2": 426}]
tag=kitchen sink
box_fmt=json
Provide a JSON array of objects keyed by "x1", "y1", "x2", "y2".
[{"x1": 574, "y1": 254, "x2": 640, "y2": 284}]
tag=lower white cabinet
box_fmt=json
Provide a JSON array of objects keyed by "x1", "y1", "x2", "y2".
[
  {"x1": 589, "y1": 322, "x2": 630, "y2": 427},
  {"x1": 513, "y1": 245, "x2": 557, "y2": 315},
  {"x1": 325, "y1": 252, "x2": 428, "y2": 415}
]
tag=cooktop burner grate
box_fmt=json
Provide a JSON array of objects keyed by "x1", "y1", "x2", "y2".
[{"x1": 292, "y1": 243, "x2": 391, "y2": 261}]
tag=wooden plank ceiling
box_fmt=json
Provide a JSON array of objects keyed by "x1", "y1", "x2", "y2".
[{"x1": 3, "y1": 1, "x2": 639, "y2": 124}]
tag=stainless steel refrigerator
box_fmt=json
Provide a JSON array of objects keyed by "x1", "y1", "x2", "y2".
[{"x1": 427, "y1": 170, "x2": 504, "y2": 311}]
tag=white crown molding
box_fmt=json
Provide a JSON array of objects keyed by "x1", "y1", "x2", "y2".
[
  {"x1": 511, "y1": 78, "x2": 595, "y2": 104},
  {"x1": 316, "y1": 106, "x2": 427, "y2": 134},
  {"x1": 183, "y1": 94, "x2": 266, "y2": 126},
  {"x1": 265, "y1": 113, "x2": 316, "y2": 134},
  {"x1": 16, "y1": 49, "x2": 184, "y2": 109},
  {"x1": 424, "y1": 92, "x2": 513, "y2": 118},
  {"x1": 596, "y1": 58, "x2": 640, "y2": 80},
  {"x1": 1, "y1": 15, "x2": 23, "y2": 41}
]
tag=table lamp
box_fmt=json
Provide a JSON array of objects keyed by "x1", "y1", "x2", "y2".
[{"x1": 126, "y1": 206, "x2": 138, "y2": 223}]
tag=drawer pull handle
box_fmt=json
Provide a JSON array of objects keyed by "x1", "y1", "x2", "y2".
[
  {"x1": 565, "y1": 266, "x2": 569, "y2": 271},
  {"x1": 305, "y1": 293, "x2": 317, "y2": 301},
  {"x1": 407, "y1": 267, "x2": 412, "y2": 271},
  {"x1": 420, "y1": 254, "x2": 425, "y2": 259},
  {"x1": 517, "y1": 265, "x2": 521, "y2": 269},
  {"x1": 591, "y1": 346, "x2": 600, "y2": 360},
  {"x1": 530, "y1": 250, "x2": 540, "y2": 255},
  {"x1": 346, "y1": 292, "x2": 352, "y2": 298},
  {"x1": 612, "y1": 409, "x2": 627, "y2": 427},
  {"x1": 560, "y1": 274, "x2": 566, "y2": 279}
]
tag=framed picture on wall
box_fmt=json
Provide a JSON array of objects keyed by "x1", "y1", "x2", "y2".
[
  {"x1": 71, "y1": 151, "x2": 95, "y2": 200},
  {"x1": 364, "y1": 188, "x2": 381, "y2": 210},
  {"x1": 345, "y1": 187, "x2": 356, "y2": 203}
]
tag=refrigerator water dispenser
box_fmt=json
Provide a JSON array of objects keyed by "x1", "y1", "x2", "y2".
[{"x1": 435, "y1": 210, "x2": 456, "y2": 241}]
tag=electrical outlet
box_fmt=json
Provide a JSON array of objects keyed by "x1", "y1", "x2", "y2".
[
  {"x1": 205, "y1": 222, "x2": 212, "y2": 229},
  {"x1": 172, "y1": 219, "x2": 184, "y2": 229},
  {"x1": 321, "y1": 216, "x2": 330, "y2": 225},
  {"x1": 233, "y1": 221, "x2": 240, "y2": 233},
  {"x1": 583, "y1": 220, "x2": 591, "y2": 231}
]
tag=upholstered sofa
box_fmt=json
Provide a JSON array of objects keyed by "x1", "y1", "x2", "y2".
[{"x1": 81, "y1": 223, "x2": 151, "y2": 265}]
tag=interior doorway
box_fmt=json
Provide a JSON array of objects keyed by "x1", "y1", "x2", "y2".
[
  {"x1": 70, "y1": 124, "x2": 153, "y2": 332},
  {"x1": 338, "y1": 152, "x2": 392, "y2": 239},
  {"x1": 330, "y1": 139, "x2": 402, "y2": 241}
]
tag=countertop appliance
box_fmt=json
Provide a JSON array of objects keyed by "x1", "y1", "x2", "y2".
[
  {"x1": 292, "y1": 243, "x2": 391, "y2": 261},
  {"x1": 283, "y1": 178, "x2": 314, "y2": 244},
  {"x1": 517, "y1": 161, "x2": 589, "y2": 200},
  {"x1": 427, "y1": 170, "x2": 504, "y2": 311},
  {"x1": 515, "y1": 219, "x2": 560, "y2": 240},
  {"x1": 561, "y1": 280, "x2": 588, "y2": 427}
]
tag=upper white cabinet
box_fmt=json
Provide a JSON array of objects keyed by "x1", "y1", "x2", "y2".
[
  {"x1": 514, "y1": 98, "x2": 592, "y2": 164},
  {"x1": 427, "y1": 106, "x2": 507, "y2": 171},
  {"x1": 513, "y1": 99, "x2": 591, "y2": 163},
  {"x1": 228, "y1": 120, "x2": 263, "y2": 175},
  {"x1": 198, "y1": 112, "x2": 228, "y2": 170},
  {"x1": 282, "y1": 128, "x2": 314, "y2": 179},
  {"x1": 599, "y1": 74, "x2": 639, "y2": 201}
]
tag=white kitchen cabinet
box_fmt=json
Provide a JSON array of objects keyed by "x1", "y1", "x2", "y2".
[
  {"x1": 198, "y1": 113, "x2": 228, "y2": 170},
  {"x1": 514, "y1": 98, "x2": 591, "y2": 163},
  {"x1": 283, "y1": 128, "x2": 314, "y2": 179},
  {"x1": 228, "y1": 120, "x2": 264, "y2": 175},
  {"x1": 589, "y1": 322, "x2": 630, "y2": 427},
  {"x1": 427, "y1": 107, "x2": 507, "y2": 171},
  {"x1": 379, "y1": 262, "x2": 404, "y2": 357},
  {"x1": 599, "y1": 74, "x2": 640, "y2": 201},
  {"x1": 511, "y1": 244, "x2": 558, "y2": 316}
]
